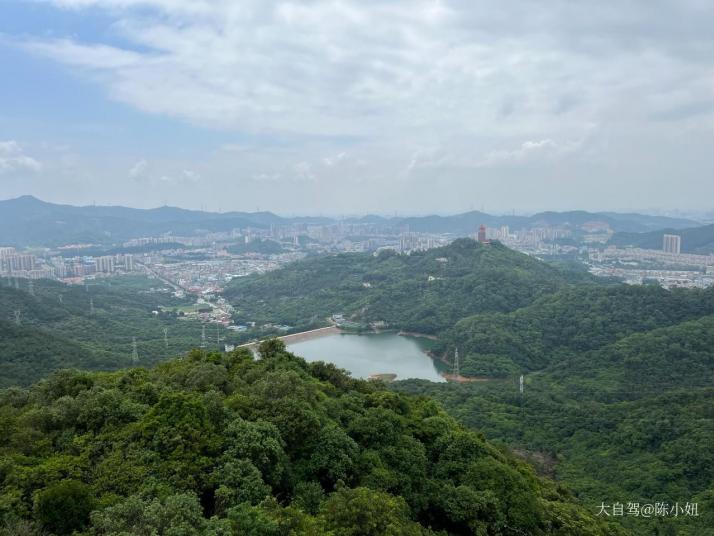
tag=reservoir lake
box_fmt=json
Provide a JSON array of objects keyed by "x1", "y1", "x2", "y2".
[{"x1": 287, "y1": 331, "x2": 445, "y2": 382}]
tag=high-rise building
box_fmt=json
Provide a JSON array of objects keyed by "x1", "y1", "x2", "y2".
[
  {"x1": 6, "y1": 254, "x2": 36, "y2": 273},
  {"x1": 663, "y1": 234, "x2": 681, "y2": 254},
  {"x1": 95, "y1": 256, "x2": 115, "y2": 273},
  {"x1": 0, "y1": 248, "x2": 13, "y2": 274},
  {"x1": 477, "y1": 225, "x2": 488, "y2": 244},
  {"x1": 0, "y1": 247, "x2": 16, "y2": 259}
]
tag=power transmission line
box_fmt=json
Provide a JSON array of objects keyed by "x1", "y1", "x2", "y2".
[
  {"x1": 453, "y1": 347, "x2": 460, "y2": 378},
  {"x1": 200, "y1": 324, "x2": 207, "y2": 349},
  {"x1": 131, "y1": 337, "x2": 139, "y2": 364},
  {"x1": 216, "y1": 323, "x2": 224, "y2": 351}
]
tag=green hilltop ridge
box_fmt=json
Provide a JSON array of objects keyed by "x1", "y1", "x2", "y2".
[
  {"x1": 0, "y1": 341, "x2": 622, "y2": 535},
  {"x1": 224, "y1": 238, "x2": 597, "y2": 334},
  {"x1": 438, "y1": 284, "x2": 714, "y2": 376}
]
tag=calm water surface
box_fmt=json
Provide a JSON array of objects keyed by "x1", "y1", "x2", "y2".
[{"x1": 288, "y1": 332, "x2": 445, "y2": 382}]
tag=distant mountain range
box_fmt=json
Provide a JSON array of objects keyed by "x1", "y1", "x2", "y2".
[
  {"x1": 387, "y1": 210, "x2": 699, "y2": 235},
  {"x1": 609, "y1": 223, "x2": 714, "y2": 254},
  {"x1": 0, "y1": 196, "x2": 329, "y2": 246},
  {"x1": 0, "y1": 195, "x2": 701, "y2": 247}
]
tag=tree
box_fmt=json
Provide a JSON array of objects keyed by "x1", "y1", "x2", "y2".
[
  {"x1": 321, "y1": 487, "x2": 423, "y2": 536},
  {"x1": 34, "y1": 480, "x2": 94, "y2": 535},
  {"x1": 292, "y1": 482, "x2": 325, "y2": 515},
  {"x1": 258, "y1": 338, "x2": 287, "y2": 360},
  {"x1": 90, "y1": 493, "x2": 215, "y2": 535},
  {"x1": 213, "y1": 460, "x2": 271, "y2": 515},
  {"x1": 300, "y1": 423, "x2": 358, "y2": 489}
]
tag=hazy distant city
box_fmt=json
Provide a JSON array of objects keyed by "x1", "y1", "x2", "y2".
[{"x1": 0, "y1": 199, "x2": 714, "y2": 325}]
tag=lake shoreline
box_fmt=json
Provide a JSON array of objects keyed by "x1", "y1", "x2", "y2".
[
  {"x1": 397, "y1": 330, "x2": 439, "y2": 341},
  {"x1": 287, "y1": 330, "x2": 446, "y2": 382}
]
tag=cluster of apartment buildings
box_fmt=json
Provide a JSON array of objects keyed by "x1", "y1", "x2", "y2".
[
  {"x1": 0, "y1": 246, "x2": 135, "y2": 280},
  {"x1": 586, "y1": 233, "x2": 714, "y2": 289},
  {"x1": 398, "y1": 233, "x2": 447, "y2": 253},
  {"x1": 0, "y1": 247, "x2": 37, "y2": 271},
  {"x1": 0, "y1": 247, "x2": 51, "y2": 279},
  {"x1": 50, "y1": 254, "x2": 135, "y2": 279},
  {"x1": 592, "y1": 245, "x2": 714, "y2": 270}
]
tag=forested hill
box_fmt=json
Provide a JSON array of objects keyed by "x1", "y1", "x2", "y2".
[
  {"x1": 224, "y1": 238, "x2": 598, "y2": 334},
  {"x1": 0, "y1": 277, "x2": 206, "y2": 388},
  {"x1": 438, "y1": 284, "x2": 714, "y2": 375},
  {"x1": 0, "y1": 340, "x2": 624, "y2": 535},
  {"x1": 608, "y1": 223, "x2": 714, "y2": 254},
  {"x1": 395, "y1": 303, "x2": 714, "y2": 535}
]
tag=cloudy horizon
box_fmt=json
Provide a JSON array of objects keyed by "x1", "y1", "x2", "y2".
[{"x1": 1, "y1": 0, "x2": 713, "y2": 214}]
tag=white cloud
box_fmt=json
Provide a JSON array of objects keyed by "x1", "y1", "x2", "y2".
[
  {"x1": 128, "y1": 160, "x2": 200, "y2": 184},
  {"x1": 322, "y1": 152, "x2": 348, "y2": 167},
  {"x1": 0, "y1": 141, "x2": 42, "y2": 175},
  {"x1": 483, "y1": 138, "x2": 582, "y2": 166},
  {"x1": 321, "y1": 152, "x2": 367, "y2": 169},
  {"x1": 155, "y1": 169, "x2": 201, "y2": 184},
  {"x1": 23, "y1": 38, "x2": 142, "y2": 70},
  {"x1": 6, "y1": 1, "x2": 714, "y2": 211},
  {"x1": 128, "y1": 158, "x2": 148, "y2": 178},
  {"x1": 251, "y1": 172, "x2": 282, "y2": 183},
  {"x1": 293, "y1": 161, "x2": 316, "y2": 182},
  {"x1": 404, "y1": 147, "x2": 454, "y2": 176},
  {"x1": 23, "y1": 0, "x2": 714, "y2": 143},
  {"x1": 219, "y1": 144, "x2": 249, "y2": 154},
  {"x1": 180, "y1": 169, "x2": 201, "y2": 183}
]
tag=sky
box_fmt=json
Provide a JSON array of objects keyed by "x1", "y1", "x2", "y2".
[{"x1": 0, "y1": 0, "x2": 713, "y2": 216}]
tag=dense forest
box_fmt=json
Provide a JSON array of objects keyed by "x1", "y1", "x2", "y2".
[
  {"x1": 436, "y1": 284, "x2": 714, "y2": 376},
  {"x1": 0, "y1": 341, "x2": 622, "y2": 535},
  {"x1": 387, "y1": 283, "x2": 714, "y2": 534},
  {"x1": 0, "y1": 277, "x2": 222, "y2": 388},
  {"x1": 224, "y1": 239, "x2": 597, "y2": 333}
]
